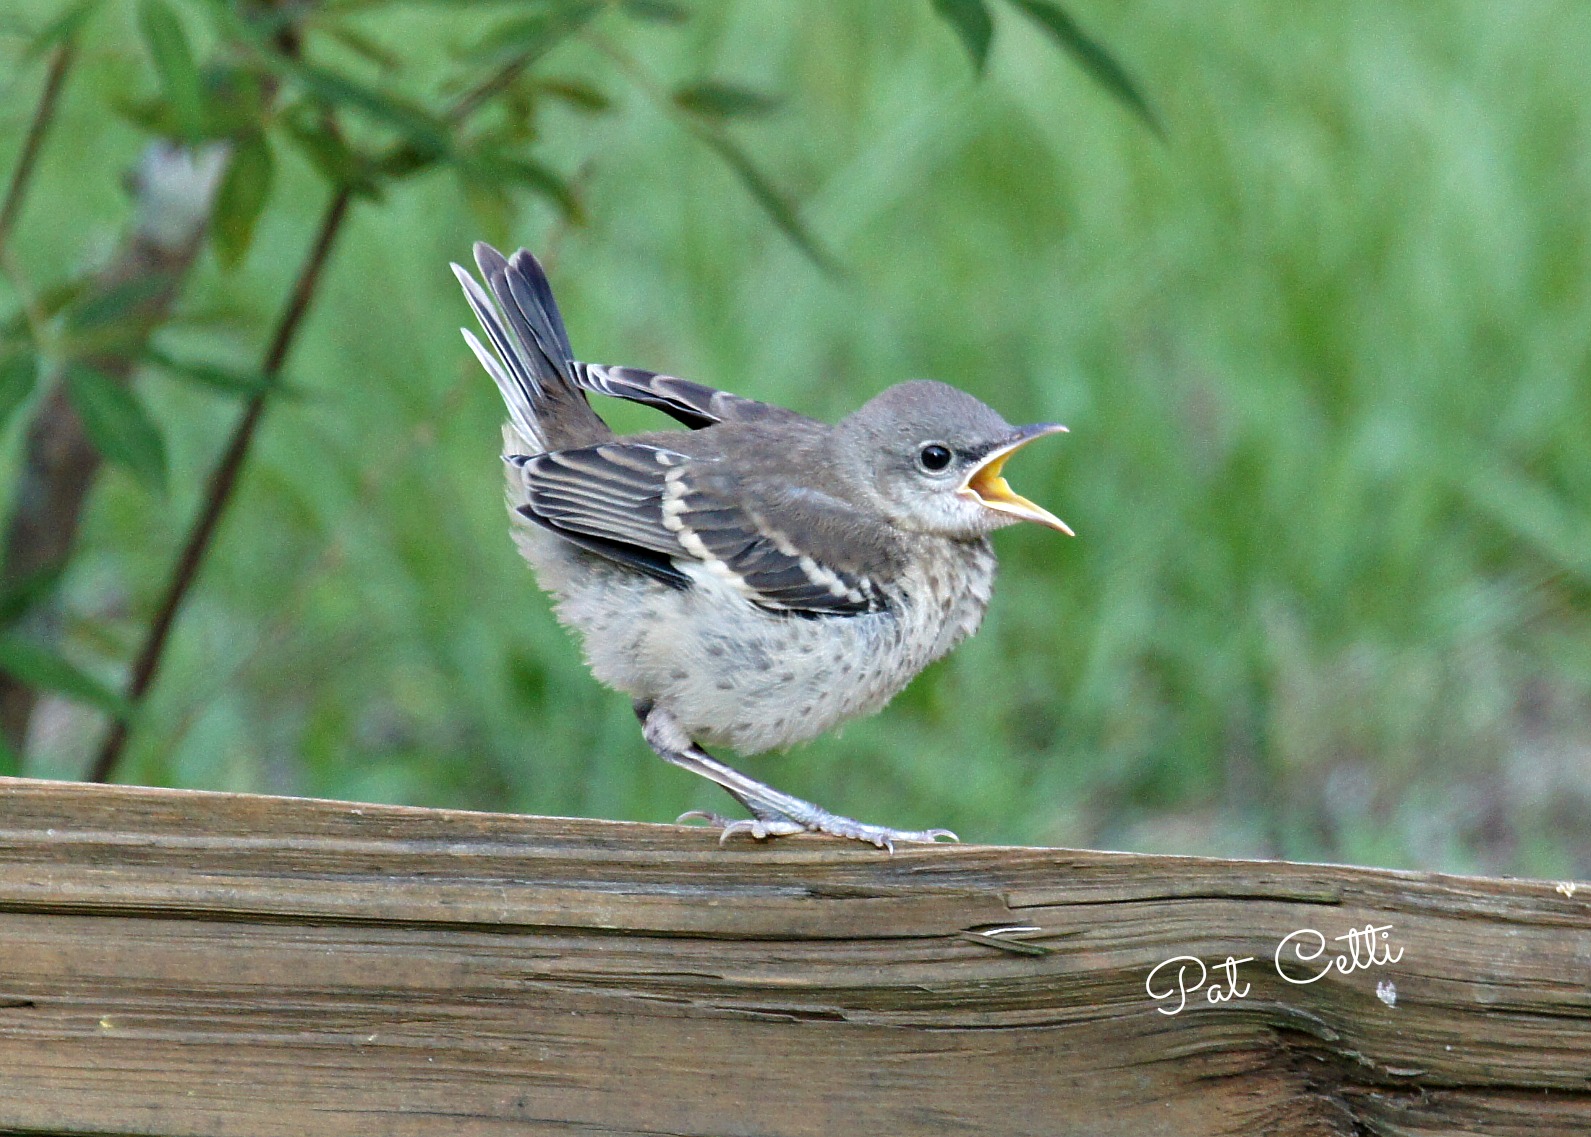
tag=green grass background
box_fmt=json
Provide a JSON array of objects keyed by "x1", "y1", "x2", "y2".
[{"x1": 5, "y1": 2, "x2": 1590, "y2": 876}]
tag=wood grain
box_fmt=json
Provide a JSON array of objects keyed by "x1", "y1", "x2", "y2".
[{"x1": 0, "y1": 776, "x2": 1586, "y2": 1136}]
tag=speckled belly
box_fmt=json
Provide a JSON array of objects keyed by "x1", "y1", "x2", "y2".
[{"x1": 532, "y1": 529, "x2": 998, "y2": 754}]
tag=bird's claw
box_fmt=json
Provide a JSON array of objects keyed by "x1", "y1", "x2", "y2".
[
  {"x1": 811, "y1": 820, "x2": 960, "y2": 852},
  {"x1": 715, "y1": 817, "x2": 807, "y2": 844},
  {"x1": 678, "y1": 811, "x2": 804, "y2": 842},
  {"x1": 679, "y1": 808, "x2": 957, "y2": 852}
]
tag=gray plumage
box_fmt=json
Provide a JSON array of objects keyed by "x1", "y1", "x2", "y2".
[{"x1": 453, "y1": 243, "x2": 1070, "y2": 849}]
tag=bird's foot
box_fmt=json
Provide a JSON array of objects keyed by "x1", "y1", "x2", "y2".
[
  {"x1": 647, "y1": 706, "x2": 957, "y2": 852},
  {"x1": 677, "y1": 808, "x2": 957, "y2": 852},
  {"x1": 808, "y1": 815, "x2": 959, "y2": 852},
  {"x1": 677, "y1": 810, "x2": 805, "y2": 842}
]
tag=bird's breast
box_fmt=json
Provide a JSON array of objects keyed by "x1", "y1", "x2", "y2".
[
  {"x1": 894, "y1": 534, "x2": 999, "y2": 661},
  {"x1": 527, "y1": 517, "x2": 1000, "y2": 755},
  {"x1": 646, "y1": 536, "x2": 998, "y2": 754}
]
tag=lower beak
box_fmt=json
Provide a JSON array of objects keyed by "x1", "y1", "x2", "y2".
[{"x1": 958, "y1": 423, "x2": 1073, "y2": 535}]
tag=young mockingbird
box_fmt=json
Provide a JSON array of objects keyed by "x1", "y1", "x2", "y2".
[{"x1": 453, "y1": 244, "x2": 1070, "y2": 849}]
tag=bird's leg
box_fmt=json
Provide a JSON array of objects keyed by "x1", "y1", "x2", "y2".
[{"x1": 634, "y1": 702, "x2": 957, "y2": 851}]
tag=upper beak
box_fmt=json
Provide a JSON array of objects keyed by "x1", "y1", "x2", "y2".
[{"x1": 957, "y1": 423, "x2": 1073, "y2": 535}]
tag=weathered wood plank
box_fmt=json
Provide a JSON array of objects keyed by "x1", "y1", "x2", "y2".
[{"x1": 0, "y1": 776, "x2": 1586, "y2": 1136}]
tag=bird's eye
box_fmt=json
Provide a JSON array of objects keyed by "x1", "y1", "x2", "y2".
[{"x1": 918, "y1": 443, "x2": 953, "y2": 472}]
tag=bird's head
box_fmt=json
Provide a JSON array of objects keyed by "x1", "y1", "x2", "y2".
[{"x1": 837, "y1": 380, "x2": 1071, "y2": 539}]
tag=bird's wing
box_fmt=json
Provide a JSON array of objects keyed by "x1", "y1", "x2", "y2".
[
  {"x1": 572, "y1": 363, "x2": 809, "y2": 430},
  {"x1": 518, "y1": 442, "x2": 894, "y2": 616}
]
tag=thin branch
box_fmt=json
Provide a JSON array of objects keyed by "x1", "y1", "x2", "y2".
[
  {"x1": 86, "y1": 186, "x2": 354, "y2": 783},
  {"x1": 0, "y1": 41, "x2": 78, "y2": 253},
  {"x1": 445, "y1": 46, "x2": 539, "y2": 124},
  {"x1": 83, "y1": 41, "x2": 570, "y2": 783},
  {"x1": 0, "y1": 39, "x2": 78, "y2": 334},
  {"x1": 369, "y1": 47, "x2": 561, "y2": 181},
  {"x1": 147, "y1": 169, "x2": 592, "y2": 763}
]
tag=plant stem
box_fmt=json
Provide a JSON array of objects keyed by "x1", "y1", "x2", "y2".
[
  {"x1": 84, "y1": 39, "x2": 570, "y2": 784},
  {"x1": 0, "y1": 40, "x2": 78, "y2": 255},
  {"x1": 86, "y1": 186, "x2": 354, "y2": 783},
  {"x1": 446, "y1": 47, "x2": 538, "y2": 123},
  {"x1": 147, "y1": 172, "x2": 589, "y2": 765},
  {"x1": 0, "y1": 39, "x2": 80, "y2": 344}
]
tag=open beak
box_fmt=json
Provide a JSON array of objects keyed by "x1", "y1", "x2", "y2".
[{"x1": 957, "y1": 423, "x2": 1073, "y2": 535}]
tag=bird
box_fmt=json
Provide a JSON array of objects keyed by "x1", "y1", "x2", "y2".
[{"x1": 452, "y1": 243, "x2": 1071, "y2": 849}]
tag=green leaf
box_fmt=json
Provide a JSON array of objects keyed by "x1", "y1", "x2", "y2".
[
  {"x1": 0, "y1": 351, "x2": 39, "y2": 433},
  {"x1": 933, "y1": 0, "x2": 994, "y2": 73},
  {"x1": 466, "y1": 153, "x2": 584, "y2": 224},
  {"x1": 537, "y1": 78, "x2": 611, "y2": 114},
  {"x1": 288, "y1": 62, "x2": 452, "y2": 158},
  {"x1": 464, "y1": 2, "x2": 601, "y2": 67},
  {"x1": 28, "y1": 278, "x2": 92, "y2": 321},
  {"x1": 672, "y1": 81, "x2": 781, "y2": 120},
  {"x1": 620, "y1": 0, "x2": 689, "y2": 24},
  {"x1": 23, "y1": 0, "x2": 102, "y2": 62},
  {"x1": 320, "y1": 21, "x2": 403, "y2": 72},
  {"x1": 120, "y1": 63, "x2": 265, "y2": 140},
  {"x1": 189, "y1": 0, "x2": 262, "y2": 44},
  {"x1": 63, "y1": 274, "x2": 169, "y2": 335},
  {"x1": 219, "y1": 6, "x2": 446, "y2": 157},
  {"x1": 200, "y1": 61, "x2": 269, "y2": 138},
  {"x1": 0, "y1": 283, "x2": 87, "y2": 352},
  {"x1": 0, "y1": 564, "x2": 64, "y2": 629},
  {"x1": 0, "y1": 635, "x2": 129, "y2": 719},
  {"x1": 59, "y1": 274, "x2": 173, "y2": 357},
  {"x1": 114, "y1": 93, "x2": 178, "y2": 137},
  {"x1": 143, "y1": 344, "x2": 293, "y2": 399},
  {"x1": 64, "y1": 364, "x2": 167, "y2": 492},
  {"x1": 694, "y1": 130, "x2": 842, "y2": 277},
  {"x1": 372, "y1": 143, "x2": 440, "y2": 182},
  {"x1": 138, "y1": 0, "x2": 206, "y2": 141},
  {"x1": 1005, "y1": 0, "x2": 1161, "y2": 135},
  {"x1": 213, "y1": 132, "x2": 274, "y2": 268},
  {"x1": 281, "y1": 103, "x2": 380, "y2": 196}
]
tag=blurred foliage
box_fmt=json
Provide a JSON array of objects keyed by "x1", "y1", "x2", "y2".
[{"x1": 2, "y1": 1, "x2": 1589, "y2": 878}]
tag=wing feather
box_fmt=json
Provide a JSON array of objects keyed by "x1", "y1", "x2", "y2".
[
  {"x1": 518, "y1": 442, "x2": 892, "y2": 616},
  {"x1": 573, "y1": 362, "x2": 809, "y2": 431}
]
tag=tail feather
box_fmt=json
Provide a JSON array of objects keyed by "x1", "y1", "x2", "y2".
[
  {"x1": 453, "y1": 267, "x2": 543, "y2": 449},
  {"x1": 459, "y1": 325, "x2": 539, "y2": 448},
  {"x1": 452, "y1": 243, "x2": 609, "y2": 454},
  {"x1": 482, "y1": 243, "x2": 575, "y2": 365}
]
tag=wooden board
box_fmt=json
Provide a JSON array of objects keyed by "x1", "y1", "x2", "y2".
[{"x1": 0, "y1": 776, "x2": 1586, "y2": 1136}]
